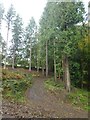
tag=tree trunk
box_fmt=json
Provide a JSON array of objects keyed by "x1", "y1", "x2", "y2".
[
  {"x1": 65, "y1": 55, "x2": 71, "y2": 92},
  {"x1": 58, "y1": 72, "x2": 61, "y2": 80},
  {"x1": 42, "y1": 66, "x2": 44, "y2": 76},
  {"x1": 46, "y1": 40, "x2": 48, "y2": 77},
  {"x1": 29, "y1": 47, "x2": 31, "y2": 71},
  {"x1": 37, "y1": 56, "x2": 39, "y2": 72},
  {"x1": 62, "y1": 55, "x2": 71, "y2": 92},
  {"x1": 4, "y1": 25, "x2": 9, "y2": 69},
  {"x1": 62, "y1": 56, "x2": 66, "y2": 83},
  {"x1": 12, "y1": 51, "x2": 15, "y2": 69},
  {"x1": 54, "y1": 39, "x2": 57, "y2": 81}
]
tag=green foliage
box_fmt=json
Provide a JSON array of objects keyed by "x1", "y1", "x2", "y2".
[
  {"x1": 0, "y1": 1, "x2": 88, "y2": 97},
  {"x1": 45, "y1": 78, "x2": 89, "y2": 111},
  {"x1": 5, "y1": 4, "x2": 15, "y2": 28},
  {"x1": 36, "y1": 2, "x2": 89, "y2": 93},
  {"x1": 2, "y1": 68, "x2": 32, "y2": 102},
  {"x1": 67, "y1": 89, "x2": 89, "y2": 110},
  {"x1": 10, "y1": 14, "x2": 24, "y2": 66},
  {"x1": 45, "y1": 78, "x2": 64, "y2": 91},
  {"x1": 24, "y1": 17, "x2": 37, "y2": 68}
]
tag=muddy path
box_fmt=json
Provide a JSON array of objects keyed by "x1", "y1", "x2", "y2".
[{"x1": 2, "y1": 76, "x2": 88, "y2": 118}]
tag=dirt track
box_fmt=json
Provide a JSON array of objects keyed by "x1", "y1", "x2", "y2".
[{"x1": 2, "y1": 76, "x2": 88, "y2": 118}]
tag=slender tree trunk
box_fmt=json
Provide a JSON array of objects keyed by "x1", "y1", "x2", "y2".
[
  {"x1": 42, "y1": 66, "x2": 44, "y2": 76},
  {"x1": 58, "y1": 72, "x2": 61, "y2": 80},
  {"x1": 65, "y1": 55, "x2": 71, "y2": 92},
  {"x1": 54, "y1": 39, "x2": 57, "y2": 81},
  {"x1": 29, "y1": 41, "x2": 31, "y2": 71},
  {"x1": 62, "y1": 54, "x2": 71, "y2": 92},
  {"x1": 4, "y1": 25, "x2": 9, "y2": 69},
  {"x1": 62, "y1": 55, "x2": 66, "y2": 88},
  {"x1": 37, "y1": 55, "x2": 39, "y2": 72},
  {"x1": 46, "y1": 40, "x2": 48, "y2": 77},
  {"x1": 12, "y1": 51, "x2": 15, "y2": 69}
]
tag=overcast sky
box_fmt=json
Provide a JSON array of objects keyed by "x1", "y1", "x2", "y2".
[
  {"x1": 0, "y1": 0, "x2": 89, "y2": 25},
  {"x1": 0, "y1": 0, "x2": 89, "y2": 44},
  {"x1": 0, "y1": 0, "x2": 47, "y2": 26}
]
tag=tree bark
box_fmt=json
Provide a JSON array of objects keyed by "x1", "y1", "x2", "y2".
[
  {"x1": 4, "y1": 25, "x2": 9, "y2": 69},
  {"x1": 58, "y1": 72, "x2": 61, "y2": 80},
  {"x1": 37, "y1": 55, "x2": 39, "y2": 72},
  {"x1": 42, "y1": 66, "x2": 44, "y2": 76},
  {"x1": 65, "y1": 55, "x2": 71, "y2": 92},
  {"x1": 62, "y1": 55, "x2": 66, "y2": 87},
  {"x1": 12, "y1": 51, "x2": 15, "y2": 69},
  {"x1": 62, "y1": 54, "x2": 71, "y2": 92},
  {"x1": 54, "y1": 39, "x2": 57, "y2": 81},
  {"x1": 29, "y1": 41, "x2": 31, "y2": 71},
  {"x1": 46, "y1": 40, "x2": 48, "y2": 77}
]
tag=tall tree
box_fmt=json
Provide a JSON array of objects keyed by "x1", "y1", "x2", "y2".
[
  {"x1": 11, "y1": 14, "x2": 23, "y2": 69},
  {"x1": 58, "y1": 2, "x2": 85, "y2": 92},
  {"x1": 39, "y1": 2, "x2": 85, "y2": 92},
  {"x1": 4, "y1": 4, "x2": 15, "y2": 69},
  {"x1": 25, "y1": 17, "x2": 37, "y2": 71}
]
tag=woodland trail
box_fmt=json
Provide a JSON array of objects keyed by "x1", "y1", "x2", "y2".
[
  {"x1": 2, "y1": 76, "x2": 88, "y2": 118},
  {"x1": 26, "y1": 77, "x2": 88, "y2": 118}
]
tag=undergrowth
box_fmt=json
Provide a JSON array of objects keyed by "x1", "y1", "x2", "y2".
[
  {"x1": 67, "y1": 89, "x2": 89, "y2": 111},
  {"x1": 45, "y1": 78, "x2": 89, "y2": 111},
  {"x1": 1, "y1": 68, "x2": 32, "y2": 103},
  {"x1": 45, "y1": 78, "x2": 64, "y2": 91}
]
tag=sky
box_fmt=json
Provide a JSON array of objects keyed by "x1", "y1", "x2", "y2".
[
  {"x1": 0, "y1": 0, "x2": 47, "y2": 26},
  {"x1": 0, "y1": 0, "x2": 47, "y2": 45},
  {"x1": 0, "y1": 0, "x2": 89, "y2": 26},
  {"x1": 0, "y1": 0, "x2": 89, "y2": 45}
]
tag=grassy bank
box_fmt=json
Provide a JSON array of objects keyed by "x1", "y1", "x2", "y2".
[
  {"x1": 45, "y1": 78, "x2": 89, "y2": 111},
  {"x1": 1, "y1": 68, "x2": 32, "y2": 103},
  {"x1": 45, "y1": 78, "x2": 64, "y2": 91},
  {"x1": 67, "y1": 89, "x2": 89, "y2": 111}
]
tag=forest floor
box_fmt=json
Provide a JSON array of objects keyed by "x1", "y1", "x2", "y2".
[{"x1": 2, "y1": 75, "x2": 88, "y2": 118}]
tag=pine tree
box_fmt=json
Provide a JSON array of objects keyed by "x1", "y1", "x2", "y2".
[
  {"x1": 11, "y1": 14, "x2": 23, "y2": 69},
  {"x1": 25, "y1": 17, "x2": 37, "y2": 71},
  {"x1": 4, "y1": 4, "x2": 15, "y2": 69}
]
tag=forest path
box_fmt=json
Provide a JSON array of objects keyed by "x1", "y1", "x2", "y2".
[
  {"x1": 25, "y1": 76, "x2": 88, "y2": 118},
  {"x1": 2, "y1": 76, "x2": 88, "y2": 118}
]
